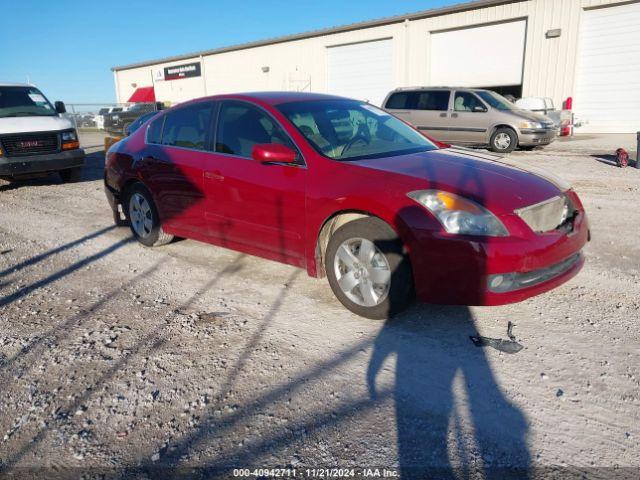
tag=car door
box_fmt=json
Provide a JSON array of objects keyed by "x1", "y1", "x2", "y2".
[
  {"x1": 410, "y1": 90, "x2": 453, "y2": 143},
  {"x1": 449, "y1": 90, "x2": 490, "y2": 144},
  {"x1": 140, "y1": 102, "x2": 212, "y2": 235},
  {"x1": 203, "y1": 100, "x2": 307, "y2": 265}
]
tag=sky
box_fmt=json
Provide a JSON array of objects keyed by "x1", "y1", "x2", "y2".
[{"x1": 0, "y1": 0, "x2": 458, "y2": 105}]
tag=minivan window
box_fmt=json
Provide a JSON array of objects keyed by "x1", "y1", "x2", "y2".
[
  {"x1": 476, "y1": 90, "x2": 516, "y2": 111},
  {"x1": 161, "y1": 103, "x2": 212, "y2": 150},
  {"x1": 385, "y1": 92, "x2": 416, "y2": 109},
  {"x1": 385, "y1": 90, "x2": 450, "y2": 111},
  {"x1": 414, "y1": 91, "x2": 450, "y2": 111},
  {"x1": 0, "y1": 86, "x2": 56, "y2": 118},
  {"x1": 216, "y1": 101, "x2": 294, "y2": 158},
  {"x1": 278, "y1": 99, "x2": 436, "y2": 161},
  {"x1": 454, "y1": 92, "x2": 486, "y2": 112}
]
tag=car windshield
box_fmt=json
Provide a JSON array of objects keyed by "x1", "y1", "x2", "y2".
[
  {"x1": 476, "y1": 91, "x2": 517, "y2": 111},
  {"x1": 0, "y1": 86, "x2": 57, "y2": 118},
  {"x1": 277, "y1": 100, "x2": 436, "y2": 161}
]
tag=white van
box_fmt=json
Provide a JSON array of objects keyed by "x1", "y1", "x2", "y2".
[{"x1": 0, "y1": 83, "x2": 85, "y2": 182}]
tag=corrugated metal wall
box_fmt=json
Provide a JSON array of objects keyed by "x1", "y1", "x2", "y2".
[{"x1": 114, "y1": 0, "x2": 633, "y2": 114}]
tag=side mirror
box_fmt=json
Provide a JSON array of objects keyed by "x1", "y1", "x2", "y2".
[
  {"x1": 473, "y1": 105, "x2": 487, "y2": 113},
  {"x1": 251, "y1": 143, "x2": 298, "y2": 164},
  {"x1": 54, "y1": 101, "x2": 66, "y2": 114}
]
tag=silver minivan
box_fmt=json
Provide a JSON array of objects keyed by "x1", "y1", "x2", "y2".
[{"x1": 383, "y1": 87, "x2": 557, "y2": 153}]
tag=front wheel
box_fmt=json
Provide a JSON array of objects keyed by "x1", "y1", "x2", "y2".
[
  {"x1": 325, "y1": 217, "x2": 414, "y2": 319},
  {"x1": 124, "y1": 184, "x2": 173, "y2": 247},
  {"x1": 489, "y1": 127, "x2": 518, "y2": 153}
]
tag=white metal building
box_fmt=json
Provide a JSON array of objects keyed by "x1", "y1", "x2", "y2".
[{"x1": 112, "y1": 0, "x2": 640, "y2": 133}]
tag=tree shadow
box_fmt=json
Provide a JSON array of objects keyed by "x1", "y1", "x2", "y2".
[{"x1": 368, "y1": 306, "x2": 530, "y2": 479}]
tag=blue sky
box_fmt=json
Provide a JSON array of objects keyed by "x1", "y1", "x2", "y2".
[{"x1": 0, "y1": 0, "x2": 457, "y2": 105}]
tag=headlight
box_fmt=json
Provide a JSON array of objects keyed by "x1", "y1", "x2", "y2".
[
  {"x1": 112, "y1": 115, "x2": 120, "y2": 120},
  {"x1": 61, "y1": 130, "x2": 78, "y2": 142},
  {"x1": 519, "y1": 121, "x2": 542, "y2": 129},
  {"x1": 407, "y1": 190, "x2": 509, "y2": 236}
]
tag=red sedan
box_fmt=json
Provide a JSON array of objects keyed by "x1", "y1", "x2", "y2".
[{"x1": 104, "y1": 92, "x2": 588, "y2": 319}]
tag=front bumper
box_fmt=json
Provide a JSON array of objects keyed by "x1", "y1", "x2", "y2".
[
  {"x1": 0, "y1": 149, "x2": 85, "y2": 176},
  {"x1": 406, "y1": 201, "x2": 589, "y2": 306},
  {"x1": 518, "y1": 128, "x2": 557, "y2": 147}
]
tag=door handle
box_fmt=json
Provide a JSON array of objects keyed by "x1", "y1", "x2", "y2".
[
  {"x1": 439, "y1": 112, "x2": 448, "y2": 118},
  {"x1": 205, "y1": 171, "x2": 224, "y2": 181},
  {"x1": 451, "y1": 113, "x2": 459, "y2": 118}
]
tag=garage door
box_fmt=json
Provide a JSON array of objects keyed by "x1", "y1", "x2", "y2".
[
  {"x1": 430, "y1": 20, "x2": 527, "y2": 88},
  {"x1": 574, "y1": 3, "x2": 640, "y2": 133},
  {"x1": 327, "y1": 39, "x2": 393, "y2": 107}
]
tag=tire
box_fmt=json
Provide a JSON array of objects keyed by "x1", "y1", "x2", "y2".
[
  {"x1": 325, "y1": 217, "x2": 414, "y2": 319},
  {"x1": 59, "y1": 167, "x2": 83, "y2": 183},
  {"x1": 489, "y1": 127, "x2": 518, "y2": 153},
  {"x1": 124, "y1": 183, "x2": 173, "y2": 247}
]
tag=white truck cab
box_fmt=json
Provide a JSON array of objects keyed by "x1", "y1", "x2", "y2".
[{"x1": 0, "y1": 83, "x2": 85, "y2": 182}]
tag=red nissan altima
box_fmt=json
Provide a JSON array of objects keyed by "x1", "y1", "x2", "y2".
[{"x1": 104, "y1": 92, "x2": 589, "y2": 319}]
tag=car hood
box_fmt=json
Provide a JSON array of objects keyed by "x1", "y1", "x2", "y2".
[
  {"x1": 351, "y1": 147, "x2": 568, "y2": 213},
  {"x1": 508, "y1": 109, "x2": 553, "y2": 124},
  {"x1": 0, "y1": 115, "x2": 74, "y2": 134}
]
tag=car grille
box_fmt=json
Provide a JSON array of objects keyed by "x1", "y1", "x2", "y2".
[
  {"x1": 515, "y1": 194, "x2": 576, "y2": 233},
  {"x1": 0, "y1": 132, "x2": 59, "y2": 157}
]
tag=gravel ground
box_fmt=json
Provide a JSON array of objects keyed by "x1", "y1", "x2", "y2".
[{"x1": 0, "y1": 133, "x2": 638, "y2": 479}]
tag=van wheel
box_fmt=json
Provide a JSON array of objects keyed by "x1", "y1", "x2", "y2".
[
  {"x1": 124, "y1": 184, "x2": 173, "y2": 247},
  {"x1": 490, "y1": 127, "x2": 517, "y2": 153},
  {"x1": 325, "y1": 217, "x2": 414, "y2": 319},
  {"x1": 59, "y1": 167, "x2": 83, "y2": 183}
]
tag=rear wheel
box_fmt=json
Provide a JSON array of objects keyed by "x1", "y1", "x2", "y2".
[
  {"x1": 325, "y1": 217, "x2": 414, "y2": 319},
  {"x1": 489, "y1": 127, "x2": 517, "y2": 153},
  {"x1": 59, "y1": 167, "x2": 83, "y2": 183},
  {"x1": 124, "y1": 184, "x2": 173, "y2": 247}
]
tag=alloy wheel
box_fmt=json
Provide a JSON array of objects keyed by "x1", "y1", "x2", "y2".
[
  {"x1": 494, "y1": 132, "x2": 512, "y2": 150},
  {"x1": 333, "y1": 238, "x2": 391, "y2": 307},
  {"x1": 129, "y1": 192, "x2": 153, "y2": 238}
]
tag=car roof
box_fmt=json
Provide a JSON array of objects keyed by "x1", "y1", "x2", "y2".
[
  {"x1": 0, "y1": 82, "x2": 37, "y2": 88},
  {"x1": 183, "y1": 91, "x2": 352, "y2": 107},
  {"x1": 390, "y1": 86, "x2": 490, "y2": 92}
]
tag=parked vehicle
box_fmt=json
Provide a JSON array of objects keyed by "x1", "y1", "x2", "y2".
[
  {"x1": 104, "y1": 92, "x2": 588, "y2": 319},
  {"x1": 0, "y1": 83, "x2": 85, "y2": 182},
  {"x1": 124, "y1": 110, "x2": 160, "y2": 136},
  {"x1": 96, "y1": 107, "x2": 124, "y2": 130},
  {"x1": 515, "y1": 96, "x2": 572, "y2": 136},
  {"x1": 383, "y1": 87, "x2": 557, "y2": 153},
  {"x1": 104, "y1": 103, "x2": 158, "y2": 136}
]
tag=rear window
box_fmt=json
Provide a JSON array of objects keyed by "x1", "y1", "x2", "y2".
[
  {"x1": 146, "y1": 116, "x2": 164, "y2": 144},
  {"x1": 161, "y1": 103, "x2": 213, "y2": 150},
  {"x1": 385, "y1": 90, "x2": 450, "y2": 111}
]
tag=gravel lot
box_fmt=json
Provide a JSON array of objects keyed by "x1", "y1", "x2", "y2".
[{"x1": 0, "y1": 132, "x2": 639, "y2": 479}]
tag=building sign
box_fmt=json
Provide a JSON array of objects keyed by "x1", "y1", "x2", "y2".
[
  {"x1": 153, "y1": 69, "x2": 165, "y2": 82},
  {"x1": 163, "y1": 62, "x2": 201, "y2": 81}
]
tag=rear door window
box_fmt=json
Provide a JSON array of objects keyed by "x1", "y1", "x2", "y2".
[
  {"x1": 161, "y1": 103, "x2": 213, "y2": 150},
  {"x1": 414, "y1": 91, "x2": 451, "y2": 111},
  {"x1": 215, "y1": 101, "x2": 296, "y2": 158}
]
